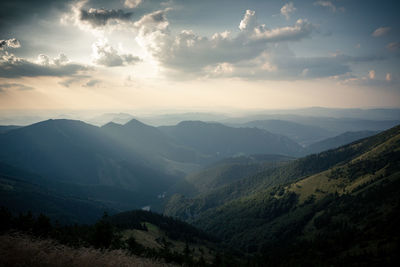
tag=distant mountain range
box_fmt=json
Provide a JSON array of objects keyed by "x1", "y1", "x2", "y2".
[
  {"x1": 229, "y1": 119, "x2": 334, "y2": 146},
  {"x1": 0, "y1": 118, "x2": 312, "y2": 222},
  {"x1": 304, "y1": 130, "x2": 377, "y2": 154},
  {"x1": 159, "y1": 121, "x2": 304, "y2": 158}
]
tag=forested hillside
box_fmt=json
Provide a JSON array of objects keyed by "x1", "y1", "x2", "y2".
[{"x1": 165, "y1": 125, "x2": 400, "y2": 265}]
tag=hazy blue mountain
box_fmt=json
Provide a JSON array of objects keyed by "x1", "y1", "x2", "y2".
[
  {"x1": 279, "y1": 107, "x2": 400, "y2": 120},
  {"x1": 224, "y1": 115, "x2": 399, "y2": 135},
  {"x1": 230, "y1": 119, "x2": 334, "y2": 146},
  {"x1": 86, "y1": 112, "x2": 135, "y2": 126},
  {"x1": 0, "y1": 119, "x2": 181, "y2": 205},
  {"x1": 159, "y1": 121, "x2": 304, "y2": 158},
  {"x1": 305, "y1": 130, "x2": 378, "y2": 154},
  {"x1": 0, "y1": 125, "x2": 21, "y2": 133},
  {"x1": 101, "y1": 119, "x2": 204, "y2": 172},
  {"x1": 137, "y1": 112, "x2": 230, "y2": 126},
  {"x1": 132, "y1": 108, "x2": 400, "y2": 127}
]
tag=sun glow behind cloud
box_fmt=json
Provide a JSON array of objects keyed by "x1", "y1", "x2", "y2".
[{"x1": 0, "y1": 0, "x2": 399, "y2": 110}]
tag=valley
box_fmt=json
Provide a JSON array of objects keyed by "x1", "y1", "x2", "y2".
[{"x1": 0, "y1": 110, "x2": 399, "y2": 266}]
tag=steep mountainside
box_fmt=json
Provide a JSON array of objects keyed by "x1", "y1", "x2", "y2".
[
  {"x1": 182, "y1": 154, "x2": 294, "y2": 195},
  {"x1": 164, "y1": 125, "x2": 400, "y2": 265},
  {"x1": 159, "y1": 121, "x2": 304, "y2": 158}
]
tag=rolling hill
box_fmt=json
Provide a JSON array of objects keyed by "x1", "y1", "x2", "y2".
[{"x1": 164, "y1": 125, "x2": 400, "y2": 265}]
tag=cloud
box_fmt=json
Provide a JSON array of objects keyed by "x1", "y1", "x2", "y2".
[
  {"x1": 83, "y1": 79, "x2": 101, "y2": 87},
  {"x1": 133, "y1": 8, "x2": 170, "y2": 33},
  {"x1": 132, "y1": 8, "x2": 381, "y2": 81},
  {"x1": 281, "y1": 2, "x2": 296, "y2": 20},
  {"x1": 372, "y1": 27, "x2": 391, "y2": 37},
  {"x1": 0, "y1": 38, "x2": 21, "y2": 50},
  {"x1": 369, "y1": 70, "x2": 376, "y2": 79},
  {"x1": 239, "y1": 10, "x2": 256, "y2": 31},
  {"x1": 91, "y1": 39, "x2": 141, "y2": 67},
  {"x1": 0, "y1": 45, "x2": 87, "y2": 78},
  {"x1": 124, "y1": 0, "x2": 142, "y2": 8},
  {"x1": 314, "y1": 1, "x2": 344, "y2": 13},
  {"x1": 386, "y1": 42, "x2": 400, "y2": 51},
  {"x1": 80, "y1": 8, "x2": 133, "y2": 27},
  {"x1": 0, "y1": 83, "x2": 34, "y2": 92},
  {"x1": 135, "y1": 9, "x2": 315, "y2": 77},
  {"x1": 58, "y1": 75, "x2": 90, "y2": 87},
  {"x1": 252, "y1": 19, "x2": 313, "y2": 42},
  {"x1": 62, "y1": 0, "x2": 134, "y2": 31},
  {"x1": 386, "y1": 73, "x2": 392, "y2": 82}
]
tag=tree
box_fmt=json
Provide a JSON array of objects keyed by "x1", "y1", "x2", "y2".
[{"x1": 91, "y1": 212, "x2": 114, "y2": 249}]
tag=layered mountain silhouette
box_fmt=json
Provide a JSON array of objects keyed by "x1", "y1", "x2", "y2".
[{"x1": 0, "y1": 118, "x2": 310, "y2": 222}]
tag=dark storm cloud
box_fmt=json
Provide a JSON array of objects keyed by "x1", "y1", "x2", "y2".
[
  {"x1": 80, "y1": 8, "x2": 133, "y2": 27},
  {"x1": 0, "y1": 0, "x2": 73, "y2": 32}
]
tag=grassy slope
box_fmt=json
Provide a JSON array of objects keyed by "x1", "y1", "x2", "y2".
[
  {"x1": 164, "y1": 125, "x2": 400, "y2": 264},
  {"x1": 0, "y1": 233, "x2": 175, "y2": 267},
  {"x1": 121, "y1": 222, "x2": 215, "y2": 263}
]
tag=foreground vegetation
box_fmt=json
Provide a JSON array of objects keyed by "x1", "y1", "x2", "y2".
[
  {"x1": 0, "y1": 208, "x2": 240, "y2": 266},
  {"x1": 0, "y1": 233, "x2": 171, "y2": 267}
]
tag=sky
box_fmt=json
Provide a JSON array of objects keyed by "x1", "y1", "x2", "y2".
[{"x1": 0, "y1": 0, "x2": 399, "y2": 111}]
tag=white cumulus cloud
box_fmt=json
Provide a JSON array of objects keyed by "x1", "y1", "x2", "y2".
[
  {"x1": 92, "y1": 39, "x2": 141, "y2": 67},
  {"x1": 124, "y1": 0, "x2": 143, "y2": 8},
  {"x1": 281, "y1": 2, "x2": 296, "y2": 20}
]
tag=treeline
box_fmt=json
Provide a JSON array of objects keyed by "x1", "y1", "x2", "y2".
[
  {"x1": 250, "y1": 178, "x2": 400, "y2": 266},
  {"x1": 0, "y1": 207, "x2": 238, "y2": 266},
  {"x1": 108, "y1": 210, "x2": 217, "y2": 243}
]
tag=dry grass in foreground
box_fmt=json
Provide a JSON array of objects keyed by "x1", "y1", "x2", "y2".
[{"x1": 0, "y1": 232, "x2": 175, "y2": 267}]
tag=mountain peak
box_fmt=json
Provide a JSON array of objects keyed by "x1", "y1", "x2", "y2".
[
  {"x1": 101, "y1": 121, "x2": 122, "y2": 129},
  {"x1": 124, "y1": 118, "x2": 150, "y2": 128}
]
